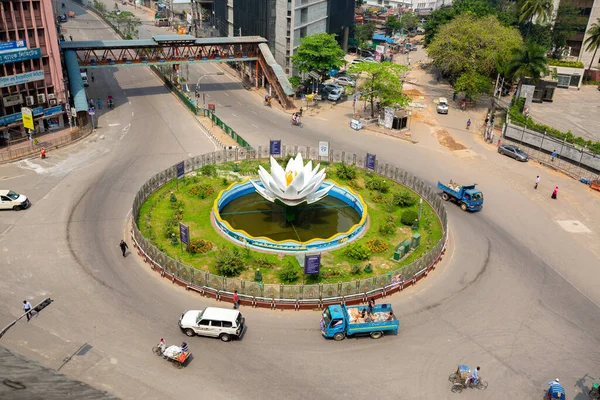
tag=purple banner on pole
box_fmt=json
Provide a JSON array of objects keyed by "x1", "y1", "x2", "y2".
[
  {"x1": 365, "y1": 153, "x2": 376, "y2": 171},
  {"x1": 270, "y1": 140, "x2": 281, "y2": 155},
  {"x1": 176, "y1": 161, "x2": 185, "y2": 179},
  {"x1": 179, "y1": 222, "x2": 189, "y2": 245},
  {"x1": 304, "y1": 254, "x2": 321, "y2": 275}
]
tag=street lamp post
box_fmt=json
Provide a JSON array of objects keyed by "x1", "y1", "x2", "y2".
[{"x1": 195, "y1": 72, "x2": 225, "y2": 108}]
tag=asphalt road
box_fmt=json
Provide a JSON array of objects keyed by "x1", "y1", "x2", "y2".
[{"x1": 1, "y1": 2, "x2": 600, "y2": 399}]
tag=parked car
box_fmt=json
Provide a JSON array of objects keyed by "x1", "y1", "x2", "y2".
[
  {"x1": 323, "y1": 83, "x2": 342, "y2": 94},
  {"x1": 436, "y1": 97, "x2": 449, "y2": 114},
  {"x1": 362, "y1": 57, "x2": 378, "y2": 63},
  {"x1": 350, "y1": 58, "x2": 364, "y2": 65},
  {"x1": 335, "y1": 76, "x2": 355, "y2": 87},
  {"x1": 498, "y1": 144, "x2": 529, "y2": 162},
  {"x1": 0, "y1": 190, "x2": 30, "y2": 211},
  {"x1": 328, "y1": 88, "x2": 344, "y2": 102},
  {"x1": 58, "y1": 14, "x2": 68, "y2": 23}
]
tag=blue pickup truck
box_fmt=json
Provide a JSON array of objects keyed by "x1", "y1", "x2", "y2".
[
  {"x1": 437, "y1": 181, "x2": 483, "y2": 211},
  {"x1": 320, "y1": 303, "x2": 399, "y2": 341}
]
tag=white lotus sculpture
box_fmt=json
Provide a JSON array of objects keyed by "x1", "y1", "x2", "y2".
[{"x1": 251, "y1": 153, "x2": 332, "y2": 207}]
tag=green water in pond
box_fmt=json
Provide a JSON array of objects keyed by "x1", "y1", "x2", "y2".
[{"x1": 219, "y1": 192, "x2": 362, "y2": 242}]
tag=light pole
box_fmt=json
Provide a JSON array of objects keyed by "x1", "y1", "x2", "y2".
[{"x1": 195, "y1": 72, "x2": 224, "y2": 108}]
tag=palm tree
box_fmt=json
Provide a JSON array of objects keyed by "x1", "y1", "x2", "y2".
[
  {"x1": 584, "y1": 18, "x2": 600, "y2": 72},
  {"x1": 518, "y1": 0, "x2": 554, "y2": 24},
  {"x1": 507, "y1": 42, "x2": 550, "y2": 97}
]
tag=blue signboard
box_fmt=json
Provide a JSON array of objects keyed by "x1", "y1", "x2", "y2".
[
  {"x1": 0, "y1": 48, "x2": 41, "y2": 65},
  {"x1": 270, "y1": 140, "x2": 281, "y2": 155},
  {"x1": 0, "y1": 106, "x2": 43, "y2": 127},
  {"x1": 304, "y1": 254, "x2": 321, "y2": 275},
  {"x1": 0, "y1": 40, "x2": 27, "y2": 54},
  {"x1": 176, "y1": 161, "x2": 185, "y2": 179},
  {"x1": 43, "y1": 105, "x2": 63, "y2": 117},
  {"x1": 366, "y1": 153, "x2": 376, "y2": 171},
  {"x1": 179, "y1": 222, "x2": 190, "y2": 246},
  {"x1": 0, "y1": 70, "x2": 44, "y2": 88}
]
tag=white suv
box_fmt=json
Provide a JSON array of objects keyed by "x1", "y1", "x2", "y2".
[
  {"x1": 436, "y1": 97, "x2": 449, "y2": 114},
  {"x1": 179, "y1": 307, "x2": 245, "y2": 342},
  {"x1": 0, "y1": 190, "x2": 30, "y2": 211}
]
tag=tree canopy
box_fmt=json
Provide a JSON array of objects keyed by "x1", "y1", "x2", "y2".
[
  {"x1": 354, "y1": 22, "x2": 375, "y2": 50},
  {"x1": 507, "y1": 41, "x2": 549, "y2": 91},
  {"x1": 584, "y1": 18, "x2": 600, "y2": 71},
  {"x1": 454, "y1": 70, "x2": 493, "y2": 100},
  {"x1": 427, "y1": 14, "x2": 522, "y2": 79},
  {"x1": 423, "y1": 0, "x2": 498, "y2": 44},
  {"x1": 348, "y1": 62, "x2": 410, "y2": 117},
  {"x1": 106, "y1": 11, "x2": 141, "y2": 39},
  {"x1": 291, "y1": 33, "x2": 345, "y2": 75},
  {"x1": 518, "y1": 0, "x2": 554, "y2": 24}
]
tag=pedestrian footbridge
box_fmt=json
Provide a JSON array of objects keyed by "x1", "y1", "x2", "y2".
[{"x1": 60, "y1": 35, "x2": 295, "y2": 113}]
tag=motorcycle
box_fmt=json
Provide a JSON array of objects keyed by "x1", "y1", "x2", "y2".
[
  {"x1": 590, "y1": 381, "x2": 600, "y2": 399},
  {"x1": 291, "y1": 118, "x2": 303, "y2": 128}
]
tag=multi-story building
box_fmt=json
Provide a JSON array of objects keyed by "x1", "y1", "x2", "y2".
[
  {"x1": 214, "y1": 0, "x2": 354, "y2": 75},
  {"x1": 0, "y1": 0, "x2": 67, "y2": 144},
  {"x1": 363, "y1": 0, "x2": 451, "y2": 12},
  {"x1": 552, "y1": 0, "x2": 600, "y2": 70}
]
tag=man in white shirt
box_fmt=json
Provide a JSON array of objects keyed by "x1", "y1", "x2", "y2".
[{"x1": 23, "y1": 300, "x2": 32, "y2": 322}]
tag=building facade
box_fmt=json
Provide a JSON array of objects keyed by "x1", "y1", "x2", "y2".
[
  {"x1": 215, "y1": 0, "x2": 354, "y2": 75},
  {"x1": 363, "y1": 0, "x2": 451, "y2": 12},
  {"x1": 0, "y1": 0, "x2": 67, "y2": 144}
]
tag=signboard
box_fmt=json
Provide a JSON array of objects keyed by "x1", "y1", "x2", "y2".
[
  {"x1": 318, "y1": 141, "x2": 329, "y2": 157},
  {"x1": 269, "y1": 140, "x2": 281, "y2": 155},
  {"x1": 208, "y1": 103, "x2": 215, "y2": 112},
  {"x1": 0, "y1": 40, "x2": 27, "y2": 54},
  {"x1": 304, "y1": 254, "x2": 321, "y2": 275},
  {"x1": 0, "y1": 70, "x2": 44, "y2": 88},
  {"x1": 43, "y1": 105, "x2": 63, "y2": 117},
  {"x1": 2, "y1": 94, "x2": 23, "y2": 107},
  {"x1": 0, "y1": 48, "x2": 41, "y2": 65},
  {"x1": 71, "y1": 107, "x2": 77, "y2": 117},
  {"x1": 365, "y1": 153, "x2": 376, "y2": 171},
  {"x1": 0, "y1": 106, "x2": 43, "y2": 127},
  {"x1": 176, "y1": 161, "x2": 185, "y2": 179},
  {"x1": 21, "y1": 107, "x2": 34, "y2": 130},
  {"x1": 308, "y1": 71, "x2": 320, "y2": 80},
  {"x1": 179, "y1": 222, "x2": 190, "y2": 246},
  {"x1": 88, "y1": 107, "x2": 95, "y2": 115}
]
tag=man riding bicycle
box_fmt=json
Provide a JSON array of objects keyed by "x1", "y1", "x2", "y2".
[{"x1": 465, "y1": 366, "x2": 480, "y2": 386}]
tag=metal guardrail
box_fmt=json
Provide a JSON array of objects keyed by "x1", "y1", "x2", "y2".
[
  {"x1": 0, "y1": 124, "x2": 92, "y2": 163},
  {"x1": 131, "y1": 145, "x2": 448, "y2": 307}
]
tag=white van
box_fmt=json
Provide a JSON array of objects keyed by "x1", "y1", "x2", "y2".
[
  {"x1": 0, "y1": 190, "x2": 30, "y2": 211},
  {"x1": 179, "y1": 307, "x2": 245, "y2": 342},
  {"x1": 81, "y1": 71, "x2": 89, "y2": 86}
]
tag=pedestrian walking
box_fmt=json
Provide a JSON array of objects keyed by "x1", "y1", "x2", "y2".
[
  {"x1": 119, "y1": 239, "x2": 128, "y2": 257},
  {"x1": 23, "y1": 300, "x2": 32, "y2": 321},
  {"x1": 69, "y1": 34, "x2": 73, "y2": 41},
  {"x1": 89, "y1": 99, "x2": 94, "y2": 108},
  {"x1": 551, "y1": 186, "x2": 558, "y2": 200},
  {"x1": 91, "y1": 73, "x2": 95, "y2": 83},
  {"x1": 551, "y1": 150, "x2": 557, "y2": 162},
  {"x1": 97, "y1": 99, "x2": 102, "y2": 109},
  {"x1": 534, "y1": 176, "x2": 540, "y2": 189},
  {"x1": 233, "y1": 290, "x2": 239, "y2": 309}
]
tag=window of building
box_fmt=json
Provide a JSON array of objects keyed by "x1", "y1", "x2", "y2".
[
  {"x1": 301, "y1": 8, "x2": 308, "y2": 24},
  {"x1": 28, "y1": 29, "x2": 35, "y2": 41},
  {"x1": 22, "y1": 2, "x2": 29, "y2": 11},
  {"x1": 33, "y1": 1, "x2": 39, "y2": 10},
  {"x1": 300, "y1": 27, "x2": 307, "y2": 38},
  {"x1": 42, "y1": 58, "x2": 48, "y2": 66}
]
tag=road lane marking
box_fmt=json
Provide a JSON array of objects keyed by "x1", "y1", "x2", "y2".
[
  {"x1": 120, "y1": 124, "x2": 131, "y2": 140},
  {"x1": 108, "y1": 123, "x2": 121, "y2": 127},
  {"x1": 224, "y1": 93, "x2": 229, "y2": 96},
  {"x1": 237, "y1": 101, "x2": 242, "y2": 105},
  {"x1": 231, "y1": 114, "x2": 237, "y2": 117},
  {"x1": 252, "y1": 124, "x2": 258, "y2": 128},
  {"x1": 251, "y1": 111, "x2": 257, "y2": 115}
]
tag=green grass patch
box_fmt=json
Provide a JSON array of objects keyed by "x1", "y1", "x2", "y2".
[{"x1": 137, "y1": 161, "x2": 443, "y2": 284}]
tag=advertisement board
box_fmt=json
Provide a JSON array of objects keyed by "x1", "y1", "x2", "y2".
[
  {"x1": 318, "y1": 141, "x2": 329, "y2": 157},
  {"x1": 21, "y1": 107, "x2": 34, "y2": 130},
  {"x1": 0, "y1": 48, "x2": 41, "y2": 65},
  {"x1": 0, "y1": 70, "x2": 45, "y2": 88},
  {"x1": 0, "y1": 40, "x2": 27, "y2": 54},
  {"x1": 304, "y1": 254, "x2": 321, "y2": 275},
  {"x1": 179, "y1": 223, "x2": 190, "y2": 245},
  {"x1": 269, "y1": 140, "x2": 281, "y2": 155},
  {"x1": 0, "y1": 106, "x2": 44, "y2": 126}
]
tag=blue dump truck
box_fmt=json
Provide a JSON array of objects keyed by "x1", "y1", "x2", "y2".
[
  {"x1": 437, "y1": 180, "x2": 484, "y2": 211},
  {"x1": 320, "y1": 303, "x2": 399, "y2": 341}
]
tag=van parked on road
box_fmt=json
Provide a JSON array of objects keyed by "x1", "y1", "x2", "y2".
[
  {"x1": 179, "y1": 307, "x2": 245, "y2": 342},
  {"x1": 81, "y1": 71, "x2": 89, "y2": 86}
]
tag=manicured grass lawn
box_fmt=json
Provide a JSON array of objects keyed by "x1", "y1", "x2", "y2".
[{"x1": 137, "y1": 160, "x2": 443, "y2": 284}]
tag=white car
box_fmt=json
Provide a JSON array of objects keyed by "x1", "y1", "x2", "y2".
[
  {"x1": 362, "y1": 57, "x2": 378, "y2": 63},
  {"x1": 179, "y1": 307, "x2": 245, "y2": 342},
  {"x1": 328, "y1": 88, "x2": 344, "y2": 102},
  {"x1": 436, "y1": 97, "x2": 449, "y2": 114},
  {"x1": 350, "y1": 58, "x2": 364, "y2": 65},
  {"x1": 335, "y1": 77, "x2": 355, "y2": 87},
  {"x1": 0, "y1": 190, "x2": 30, "y2": 211}
]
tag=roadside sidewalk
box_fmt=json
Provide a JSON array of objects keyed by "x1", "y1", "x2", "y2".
[{"x1": 0, "y1": 125, "x2": 87, "y2": 163}]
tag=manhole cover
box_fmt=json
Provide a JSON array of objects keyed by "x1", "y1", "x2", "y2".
[{"x1": 556, "y1": 220, "x2": 591, "y2": 233}]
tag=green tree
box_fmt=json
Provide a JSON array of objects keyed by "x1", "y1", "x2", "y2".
[
  {"x1": 427, "y1": 14, "x2": 522, "y2": 80},
  {"x1": 584, "y1": 18, "x2": 600, "y2": 72},
  {"x1": 291, "y1": 33, "x2": 345, "y2": 76},
  {"x1": 518, "y1": 0, "x2": 553, "y2": 24},
  {"x1": 106, "y1": 11, "x2": 142, "y2": 39},
  {"x1": 384, "y1": 15, "x2": 402, "y2": 36},
  {"x1": 518, "y1": 22, "x2": 553, "y2": 50},
  {"x1": 551, "y1": 3, "x2": 587, "y2": 58},
  {"x1": 423, "y1": 0, "x2": 497, "y2": 44},
  {"x1": 507, "y1": 42, "x2": 549, "y2": 96},
  {"x1": 354, "y1": 22, "x2": 376, "y2": 51},
  {"x1": 454, "y1": 70, "x2": 493, "y2": 100},
  {"x1": 399, "y1": 13, "x2": 420, "y2": 32},
  {"x1": 348, "y1": 62, "x2": 410, "y2": 117},
  {"x1": 92, "y1": 0, "x2": 106, "y2": 13}
]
